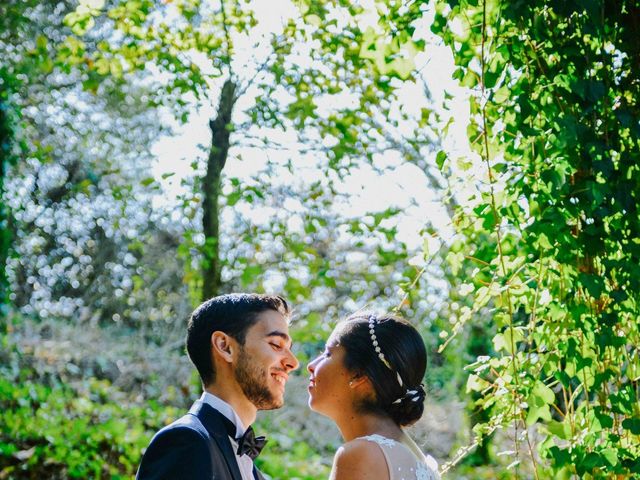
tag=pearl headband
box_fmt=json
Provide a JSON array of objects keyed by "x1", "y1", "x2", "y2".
[
  {"x1": 368, "y1": 314, "x2": 427, "y2": 406},
  {"x1": 368, "y1": 315, "x2": 404, "y2": 388},
  {"x1": 368, "y1": 314, "x2": 392, "y2": 369}
]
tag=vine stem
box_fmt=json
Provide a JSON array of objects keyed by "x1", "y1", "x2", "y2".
[
  {"x1": 394, "y1": 236, "x2": 445, "y2": 313},
  {"x1": 440, "y1": 423, "x2": 500, "y2": 474},
  {"x1": 394, "y1": 265, "x2": 426, "y2": 313},
  {"x1": 478, "y1": 0, "x2": 539, "y2": 477}
]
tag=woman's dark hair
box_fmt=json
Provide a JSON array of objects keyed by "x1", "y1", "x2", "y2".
[
  {"x1": 336, "y1": 312, "x2": 427, "y2": 426},
  {"x1": 186, "y1": 293, "x2": 290, "y2": 386}
]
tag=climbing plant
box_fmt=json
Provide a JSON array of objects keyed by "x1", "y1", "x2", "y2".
[{"x1": 432, "y1": 0, "x2": 640, "y2": 477}]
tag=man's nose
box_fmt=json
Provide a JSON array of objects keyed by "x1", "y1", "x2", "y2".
[{"x1": 284, "y1": 348, "x2": 299, "y2": 371}]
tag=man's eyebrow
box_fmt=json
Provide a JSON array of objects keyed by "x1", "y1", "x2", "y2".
[{"x1": 265, "y1": 330, "x2": 291, "y2": 343}]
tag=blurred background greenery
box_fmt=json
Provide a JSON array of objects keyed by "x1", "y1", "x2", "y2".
[{"x1": 2, "y1": 0, "x2": 639, "y2": 478}]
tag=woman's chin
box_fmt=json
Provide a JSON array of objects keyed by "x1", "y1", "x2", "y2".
[
  {"x1": 307, "y1": 395, "x2": 325, "y2": 414},
  {"x1": 308, "y1": 401, "x2": 334, "y2": 420}
]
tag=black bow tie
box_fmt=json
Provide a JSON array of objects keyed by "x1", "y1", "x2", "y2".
[{"x1": 236, "y1": 426, "x2": 267, "y2": 460}]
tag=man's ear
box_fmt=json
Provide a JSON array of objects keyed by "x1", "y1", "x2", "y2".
[{"x1": 211, "y1": 331, "x2": 235, "y2": 364}]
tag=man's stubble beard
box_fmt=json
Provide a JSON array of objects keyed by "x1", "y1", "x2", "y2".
[{"x1": 234, "y1": 345, "x2": 283, "y2": 410}]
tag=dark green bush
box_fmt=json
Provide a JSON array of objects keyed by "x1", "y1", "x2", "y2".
[{"x1": 0, "y1": 348, "x2": 180, "y2": 479}]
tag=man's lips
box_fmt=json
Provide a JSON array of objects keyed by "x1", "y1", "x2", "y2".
[{"x1": 271, "y1": 372, "x2": 288, "y2": 387}]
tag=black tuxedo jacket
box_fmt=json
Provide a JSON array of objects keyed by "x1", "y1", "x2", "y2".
[{"x1": 136, "y1": 400, "x2": 266, "y2": 480}]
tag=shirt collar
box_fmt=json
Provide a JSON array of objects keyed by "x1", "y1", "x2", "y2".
[{"x1": 200, "y1": 392, "x2": 246, "y2": 438}]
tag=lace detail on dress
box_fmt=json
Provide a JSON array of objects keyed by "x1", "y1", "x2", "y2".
[
  {"x1": 416, "y1": 460, "x2": 439, "y2": 480},
  {"x1": 358, "y1": 434, "x2": 397, "y2": 448},
  {"x1": 356, "y1": 434, "x2": 441, "y2": 480}
]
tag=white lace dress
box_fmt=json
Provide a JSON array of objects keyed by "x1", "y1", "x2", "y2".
[{"x1": 356, "y1": 434, "x2": 440, "y2": 480}]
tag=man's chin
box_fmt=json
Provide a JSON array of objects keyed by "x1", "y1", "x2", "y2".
[
  {"x1": 252, "y1": 388, "x2": 284, "y2": 410},
  {"x1": 256, "y1": 398, "x2": 283, "y2": 410},
  {"x1": 265, "y1": 392, "x2": 284, "y2": 410}
]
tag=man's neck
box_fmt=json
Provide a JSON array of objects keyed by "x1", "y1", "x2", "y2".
[{"x1": 204, "y1": 384, "x2": 258, "y2": 428}]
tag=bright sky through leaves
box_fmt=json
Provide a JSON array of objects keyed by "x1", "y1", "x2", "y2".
[{"x1": 151, "y1": 0, "x2": 471, "y2": 248}]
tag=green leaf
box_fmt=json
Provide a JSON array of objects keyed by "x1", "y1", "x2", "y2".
[
  {"x1": 435, "y1": 150, "x2": 447, "y2": 171},
  {"x1": 534, "y1": 233, "x2": 553, "y2": 250},
  {"x1": 622, "y1": 418, "x2": 640, "y2": 435},
  {"x1": 36, "y1": 35, "x2": 48, "y2": 50},
  {"x1": 484, "y1": 70, "x2": 499, "y2": 89},
  {"x1": 547, "y1": 420, "x2": 571, "y2": 440},
  {"x1": 526, "y1": 403, "x2": 551, "y2": 426},
  {"x1": 466, "y1": 374, "x2": 489, "y2": 393},
  {"x1": 601, "y1": 448, "x2": 618, "y2": 467},
  {"x1": 579, "y1": 273, "x2": 605, "y2": 298},
  {"x1": 305, "y1": 14, "x2": 321, "y2": 27},
  {"x1": 492, "y1": 327, "x2": 524, "y2": 354},
  {"x1": 383, "y1": 56, "x2": 415, "y2": 80},
  {"x1": 549, "y1": 446, "x2": 571, "y2": 467},
  {"x1": 140, "y1": 177, "x2": 155, "y2": 187},
  {"x1": 532, "y1": 381, "x2": 555, "y2": 404}
]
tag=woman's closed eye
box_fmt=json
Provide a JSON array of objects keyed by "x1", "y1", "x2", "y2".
[{"x1": 270, "y1": 342, "x2": 283, "y2": 351}]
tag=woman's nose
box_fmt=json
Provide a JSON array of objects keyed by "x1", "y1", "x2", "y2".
[{"x1": 307, "y1": 356, "x2": 318, "y2": 374}]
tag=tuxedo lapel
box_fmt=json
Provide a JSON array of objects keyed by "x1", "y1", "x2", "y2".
[
  {"x1": 253, "y1": 465, "x2": 266, "y2": 480},
  {"x1": 189, "y1": 401, "x2": 243, "y2": 480}
]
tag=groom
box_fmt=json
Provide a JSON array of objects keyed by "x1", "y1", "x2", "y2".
[{"x1": 136, "y1": 293, "x2": 299, "y2": 480}]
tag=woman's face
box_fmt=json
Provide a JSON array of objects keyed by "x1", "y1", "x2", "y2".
[{"x1": 307, "y1": 332, "x2": 354, "y2": 418}]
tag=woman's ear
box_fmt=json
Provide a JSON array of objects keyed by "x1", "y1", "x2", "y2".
[
  {"x1": 348, "y1": 374, "x2": 370, "y2": 389},
  {"x1": 211, "y1": 331, "x2": 235, "y2": 364}
]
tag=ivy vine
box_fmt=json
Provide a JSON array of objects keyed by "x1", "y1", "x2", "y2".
[{"x1": 433, "y1": 0, "x2": 640, "y2": 477}]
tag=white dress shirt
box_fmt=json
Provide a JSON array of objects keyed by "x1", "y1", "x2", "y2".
[{"x1": 200, "y1": 392, "x2": 256, "y2": 480}]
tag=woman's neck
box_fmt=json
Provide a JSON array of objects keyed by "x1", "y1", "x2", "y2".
[{"x1": 334, "y1": 410, "x2": 402, "y2": 442}]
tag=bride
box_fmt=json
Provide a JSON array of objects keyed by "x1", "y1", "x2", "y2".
[{"x1": 307, "y1": 312, "x2": 440, "y2": 480}]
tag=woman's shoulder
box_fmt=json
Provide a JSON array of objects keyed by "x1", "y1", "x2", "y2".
[
  {"x1": 358, "y1": 434, "x2": 441, "y2": 480},
  {"x1": 330, "y1": 438, "x2": 389, "y2": 479},
  {"x1": 336, "y1": 436, "x2": 389, "y2": 462}
]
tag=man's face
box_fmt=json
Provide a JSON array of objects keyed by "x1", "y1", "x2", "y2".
[{"x1": 234, "y1": 309, "x2": 299, "y2": 410}]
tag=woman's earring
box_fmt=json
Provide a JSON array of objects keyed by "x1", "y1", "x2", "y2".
[{"x1": 349, "y1": 380, "x2": 354, "y2": 387}]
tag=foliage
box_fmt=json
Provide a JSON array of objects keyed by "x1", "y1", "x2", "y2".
[
  {"x1": 0, "y1": 71, "x2": 17, "y2": 315},
  {"x1": 4, "y1": 0, "x2": 446, "y2": 365},
  {"x1": 1, "y1": 0, "x2": 193, "y2": 328},
  {"x1": 0, "y1": 331, "x2": 182, "y2": 478},
  {"x1": 60, "y1": 0, "x2": 444, "y2": 306},
  {"x1": 255, "y1": 434, "x2": 332, "y2": 480},
  {"x1": 0, "y1": 0, "x2": 40, "y2": 316},
  {"x1": 0, "y1": 370, "x2": 332, "y2": 480},
  {"x1": 430, "y1": 0, "x2": 640, "y2": 477},
  {"x1": 0, "y1": 319, "x2": 336, "y2": 479},
  {"x1": 7, "y1": 0, "x2": 639, "y2": 478}
]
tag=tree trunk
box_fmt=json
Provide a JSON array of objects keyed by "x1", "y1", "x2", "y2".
[{"x1": 201, "y1": 79, "x2": 237, "y2": 301}]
